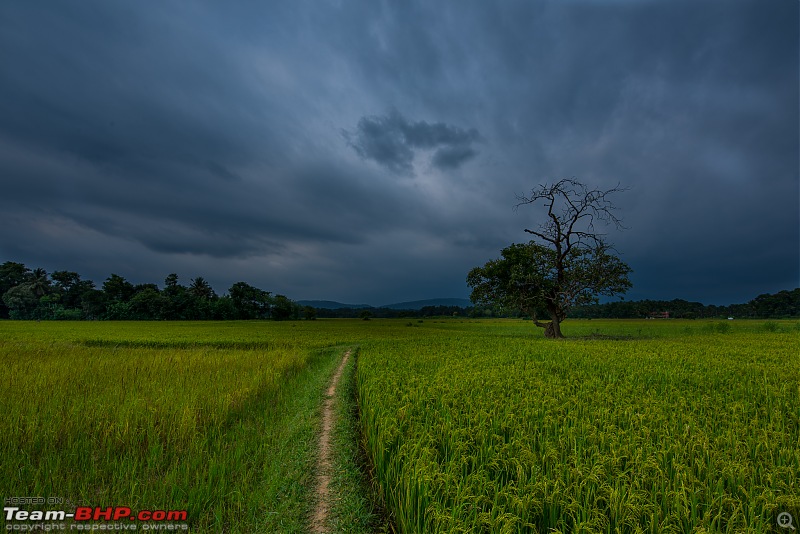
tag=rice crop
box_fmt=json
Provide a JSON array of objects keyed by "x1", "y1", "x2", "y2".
[
  {"x1": 3, "y1": 318, "x2": 797, "y2": 532},
  {"x1": 357, "y1": 320, "x2": 800, "y2": 532},
  {"x1": 0, "y1": 321, "x2": 351, "y2": 532}
]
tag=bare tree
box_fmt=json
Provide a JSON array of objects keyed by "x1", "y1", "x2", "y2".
[{"x1": 517, "y1": 178, "x2": 627, "y2": 251}]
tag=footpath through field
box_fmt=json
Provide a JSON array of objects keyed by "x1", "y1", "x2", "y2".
[{"x1": 310, "y1": 349, "x2": 351, "y2": 533}]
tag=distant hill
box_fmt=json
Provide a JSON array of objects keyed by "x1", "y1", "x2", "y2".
[
  {"x1": 297, "y1": 300, "x2": 373, "y2": 310},
  {"x1": 378, "y1": 298, "x2": 472, "y2": 310},
  {"x1": 298, "y1": 298, "x2": 473, "y2": 310}
]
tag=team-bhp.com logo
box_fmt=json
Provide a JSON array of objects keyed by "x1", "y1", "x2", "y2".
[{"x1": 4, "y1": 505, "x2": 188, "y2": 531}]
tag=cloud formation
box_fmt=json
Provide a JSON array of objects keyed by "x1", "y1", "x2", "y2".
[
  {"x1": 345, "y1": 110, "x2": 482, "y2": 175},
  {"x1": 0, "y1": 0, "x2": 796, "y2": 305}
]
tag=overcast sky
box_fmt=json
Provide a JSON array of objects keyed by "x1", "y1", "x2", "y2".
[{"x1": 1, "y1": 0, "x2": 797, "y2": 306}]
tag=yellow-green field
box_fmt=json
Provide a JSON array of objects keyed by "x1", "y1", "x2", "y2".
[
  {"x1": 1, "y1": 319, "x2": 798, "y2": 532},
  {"x1": 1, "y1": 321, "x2": 357, "y2": 532},
  {"x1": 359, "y1": 320, "x2": 800, "y2": 532}
]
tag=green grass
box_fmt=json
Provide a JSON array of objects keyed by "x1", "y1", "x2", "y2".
[
  {"x1": 257, "y1": 345, "x2": 349, "y2": 533},
  {"x1": 356, "y1": 319, "x2": 800, "y2": 532},
  {"x1": 2, "y1": 318, "x2": 798, "y2": 532},
  {"x1": 327, "y1": 347, "x2": 392, "y2": 533},
  {"x1": 0, "y1": 321, "x2": 355, "y2": 532}
]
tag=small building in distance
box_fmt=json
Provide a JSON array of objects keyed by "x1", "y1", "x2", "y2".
[{"x1": 648, "y1": 311, "x2": 670, "y2": 319}]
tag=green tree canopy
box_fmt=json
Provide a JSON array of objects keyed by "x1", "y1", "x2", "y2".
[
  {"x1": 189, "y1": 277, "x2": 216, "y2": 300},
  {"x1": 468, "y1": 241, "x2": 632, "y2": 336},
  {"x1": 228, "y1": 282, "x2": 272, "y2": 319},
  {"x1": 103, "y1": 274, "x2": 135, "y2": 302}
]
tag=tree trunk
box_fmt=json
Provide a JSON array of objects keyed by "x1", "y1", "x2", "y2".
[
  {"x1": 543, "y1": 307, "x2": 565, "y2": 339},
  {"x1": 543, "y1": 319, "x2": 564, "y2": 339},
  {"x1": 530, "y1": 307, "x2": 566, "y2": 339}
]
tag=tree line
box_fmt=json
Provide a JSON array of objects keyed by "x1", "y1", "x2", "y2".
[
  {"x1": 0, "y1": 261, "x2": 307, "y2": 321},
  {"x1": 566, "y1": 290, "x2": 800, "y2": 319},
  {"x1": 311, "y1": 290, "x2": 800, "y2": 320},
  {"x1": 313, "y1": 305, "x2": 470, "y2": 319},
  {"x1": 1, "y1": 260, "x2": 796, "y2": 321}
]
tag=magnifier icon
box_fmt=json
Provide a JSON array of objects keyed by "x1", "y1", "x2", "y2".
[{"x1": 778, "y1": 512, "x2": 796, "y2": 530}]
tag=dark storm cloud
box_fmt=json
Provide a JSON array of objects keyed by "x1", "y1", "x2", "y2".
[
  {"x1": 345, "y1": 110, "x2": 482, "y2": 174},
  {"x1": 431, "y1": 146, "x2": 479, "y2": 171},
  {"x1": 205, "y1": 161, "x2": 242, "y2": 183},
  {"x1": 0, "y1": 0, "x2": 796, "y2": 305}
]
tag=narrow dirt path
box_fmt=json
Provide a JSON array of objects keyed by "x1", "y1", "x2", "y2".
[{"x1": 310, "y1": 349, "x2": 351, "y2": 533}]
